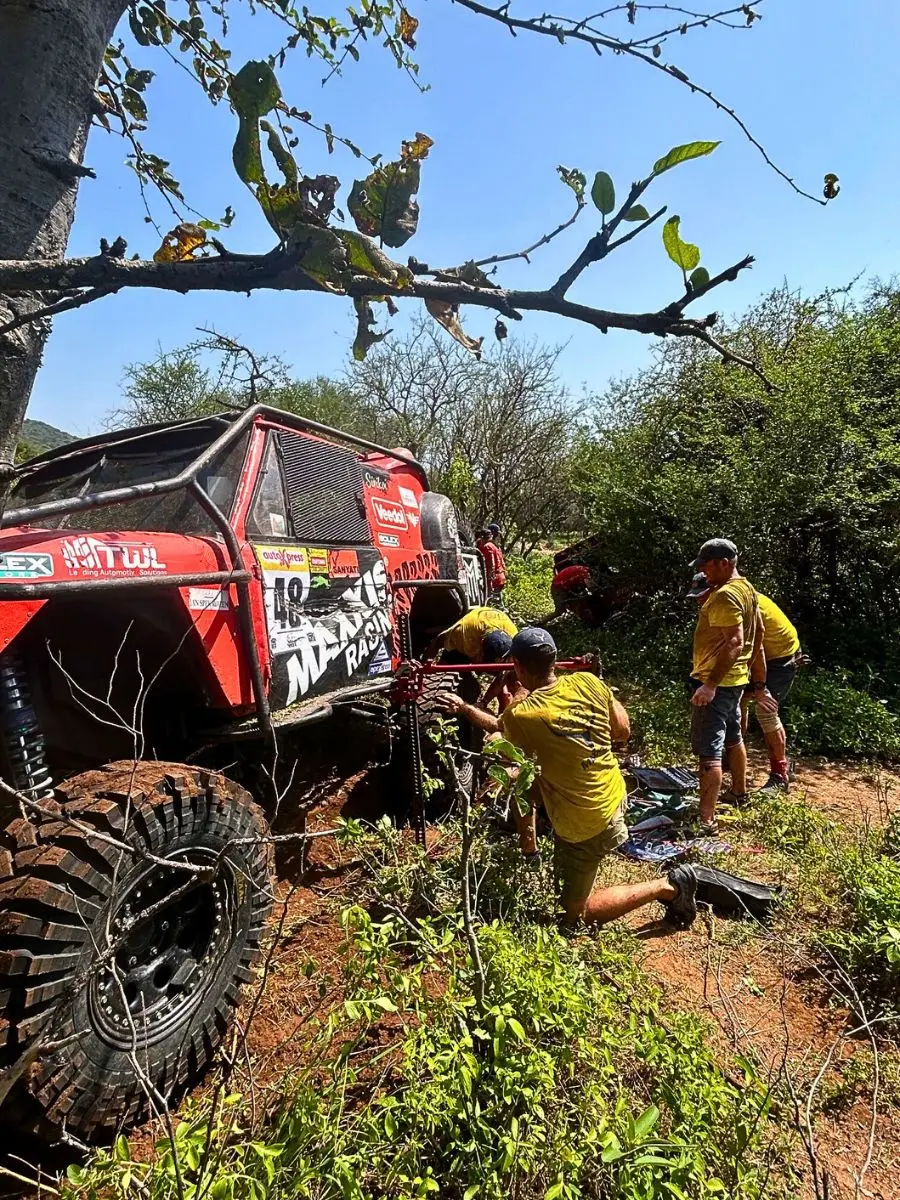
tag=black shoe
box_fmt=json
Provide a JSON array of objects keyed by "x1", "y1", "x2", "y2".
[
  {"x1": 756, "y1": 773, "x2": 789, "y2": 796},
  {"x1": 663, "y1": 864, "x2": 698, "y2": 929}
]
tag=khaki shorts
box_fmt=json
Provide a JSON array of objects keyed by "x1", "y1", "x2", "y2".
[{"x1": 553, "y1": 807, "x2": 629, "y2": 909}]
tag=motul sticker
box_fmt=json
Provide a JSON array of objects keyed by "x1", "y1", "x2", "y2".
[
  {"x1": 398, "y1": 486, "x2": 419, "y2": 510},
  {"x1": 378, "y1": 533, "x2": 400, "y2": 547},
  {"x1": 60, "y1": 536, "x2": 166, "y2": 576},
  {"x1": 187, "y1": 587, "x2": 229, "y2": 612},
  {"x1": 328, "y1": 549, "x2": 359, "y2": 578},
  {"x1": 0, "y1": 552, "x2": 54, "y2": 579},
  {"x1": 372, "y1": 498, "x2": 408, "y2": 531},
  {"x1": 308, "y1": 547, "x2": 328, "y2": 574}
]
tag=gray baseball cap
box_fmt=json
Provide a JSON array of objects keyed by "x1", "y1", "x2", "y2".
[{"x1": 690, "y1": 538, "x2": 738, "y2": 568}]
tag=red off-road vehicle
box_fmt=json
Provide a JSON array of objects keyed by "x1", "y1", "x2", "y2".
[{"x1": 0, "y1": 405, "x2": 485, "y2": 1139}]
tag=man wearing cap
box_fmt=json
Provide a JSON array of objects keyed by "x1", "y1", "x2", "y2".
[
  {"x1": 689, "y1": 539, "x2": 767, "y2": 828},
  {"x1": 424, "y1": 605, "x2": 517, "y2": 666},
  {"x1": 437, "y1": 627, "x2": 698, "y2": 929}
]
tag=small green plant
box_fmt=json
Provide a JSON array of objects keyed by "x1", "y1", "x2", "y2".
[{"x1": 503, "y1": 552, "x2": 554, "y2": 626}]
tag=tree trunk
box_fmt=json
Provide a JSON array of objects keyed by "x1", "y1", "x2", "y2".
[{"x1": 0, "y1": 0, "x2": 125, "y2": 487}]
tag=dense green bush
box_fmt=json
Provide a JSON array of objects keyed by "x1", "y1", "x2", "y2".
[
  {"x1": 784, "y1": 669, "x2": 900, "y2": 759},
  {"x1": 503, "y1": 552, "x2": 555, "y2": 626},
  {"x1": 820, "y1": 850, "x2": 900, "y2": 1013},
  {"x1": 66, "y1": 820, "x2": 787, "y2": 1200}
]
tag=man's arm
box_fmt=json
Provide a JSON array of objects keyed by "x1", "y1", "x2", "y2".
[
  {"x1": 422, "y1": 631, "x2": 447, "y2": 662},
  {"x1": 692, "y1": 623, "x2": 743, "y2": 706},
  {"x1": 748, "y1": 607, "x2": 777, "y2": 711},
  {"x1": 434, "y1": 691, "x2": 502, "y2": 733},
  {"x1": 610, "y1": 696, "x2": 631, "y2": 742}
]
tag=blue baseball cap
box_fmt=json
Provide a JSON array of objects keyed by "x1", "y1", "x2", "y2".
[
  {"x1": 483, "y1": 630, "x2": 514, "y2": 662},
  {"x1": 509, "y1": 627, "x2": 557, "y2": 659}
]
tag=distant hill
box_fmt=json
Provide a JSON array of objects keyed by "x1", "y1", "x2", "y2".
[{"x1": 19, "y1": 418, "x2": 74, "y2": 459}]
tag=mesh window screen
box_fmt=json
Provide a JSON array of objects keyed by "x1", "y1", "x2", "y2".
[{"x1": 278, "y1": 431, "x2": 372, "y2": 545}]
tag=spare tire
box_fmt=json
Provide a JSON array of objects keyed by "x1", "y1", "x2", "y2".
[{"x1": 0, "y1": 762, "x2": 273, "y2": 1140}]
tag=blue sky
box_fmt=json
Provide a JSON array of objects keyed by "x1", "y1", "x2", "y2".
[{"x1": 29, "y1": 0, "x2": 900, "y2": 436}]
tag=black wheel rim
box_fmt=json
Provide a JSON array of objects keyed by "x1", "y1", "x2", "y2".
[{"x1": 88, "y1": 847, "x2": 239, "y2": 1049}]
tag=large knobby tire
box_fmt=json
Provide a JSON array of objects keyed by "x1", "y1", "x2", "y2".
[
  {"x1": 416, "y1": 673, "x2": 480, "y2": 805},
  {"x1": 0, "y1": 762, "x2": 273, "y2": 1140}
]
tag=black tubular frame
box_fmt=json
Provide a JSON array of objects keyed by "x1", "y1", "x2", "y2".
[{"x1": 0, "y1": 406, "x2": 427, "y2": 743}]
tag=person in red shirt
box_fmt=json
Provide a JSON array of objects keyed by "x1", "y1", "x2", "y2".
[{"x1": 477, "y1": 527, "x2": 506, "y2": 602}]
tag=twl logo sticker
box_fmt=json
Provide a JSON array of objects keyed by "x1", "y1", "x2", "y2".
[{"x1": 372, "y1": 498, "x2": 408, "y2": 531}]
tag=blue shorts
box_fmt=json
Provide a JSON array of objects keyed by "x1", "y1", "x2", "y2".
[
  {"x1": 689, "y1": 679, "x2": 744, "y2": 760},
  {"x1": 765, "y1": 656, "x2": 797, "y2": 705}
]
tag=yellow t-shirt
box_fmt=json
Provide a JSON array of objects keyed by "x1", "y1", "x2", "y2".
[
  {"x1": 442, "y1": 606, "x2": 517, "y2": 660},
  {"x1": 692, "y1": 577, "x2": 759, "y2": 687},
  {"x1": 758, "y1": 593, "x2": 800, "y2": 660},
  {"x1": 500, "y1": 672, "x2": 626, "y2": 844}
]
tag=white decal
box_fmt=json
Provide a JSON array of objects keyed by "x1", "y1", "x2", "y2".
[
  {"x1": 284, "y1": 560, "x2": 391, "y2": 703},
  {"x1": 60, "y1": 536, "x2": 166, "y2": 576},
  {"x1": 462, "y1": 550, "x2": 486, "y2": 605},
  {"x1": 255, "y1": 545, "x2": 312, "y2": 655},
  {"x1": 0, "y1": 552, "x2": 53, "y2": 579},
  {"x1": 187, "y1": 587, "x2": 229, "y2": 612},
  {"x1": 372, "y1": 498, "x2": 408, "y2": 531},
  {"x1": 398, "y1": 486, "x2": 419, "y2": 510},
  {"x1": 378, "y1": 533, "x2": 400, "y2": 547}
]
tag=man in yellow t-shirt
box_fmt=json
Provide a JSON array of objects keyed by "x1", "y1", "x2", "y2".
[
  {"x1": 426, "y1": 605, "x2": 517, "y2": 664},
  {"x1": 743, "y1": 592, "x2": 801, "y2": 794},
  {"x1": 689, "y1": 539, "x2": 768, "y2": 828},
  {"x1": 437, "y1": 628, "x2": 698, "y2": 928}
]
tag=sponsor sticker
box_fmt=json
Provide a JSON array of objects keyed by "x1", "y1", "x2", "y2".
[
  {"x1": 255, "y1": 545, "x2": 308, "y2": 572},
  {"x1": 60, "y1": 536, "x2": 166, "y2": 576},
  {"x1": 308, "y1": 547, "x2": 328, "y2": 574},
  {"x1": 368, "y1": 640, "x2": 393, "y2": 676},
  {"x1": 372, "y1": 498, "x2": 408, "y2": 531},
  {"x1": 363, "y1": 468, "x2": 390, "y2": 492},
  {"x1": 328, "y1": 549, "x2": 359, "y2": 578},
  {"x1": 0, "y1": 552, "x2": 54, "y2": 579},
  {"x1": 187, "y1": 587, "x2": 229, "y2": 612},
  {"x1": 378, "y1": 533, "x2": 400, "y2": 547},
  {"x1": 398, "y1": 486, "x2": 419, "y2": 510}
]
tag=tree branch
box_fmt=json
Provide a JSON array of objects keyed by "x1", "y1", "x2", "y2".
[
  {"x1": 0, "y1": 247, "x2": 767, "y2": 376},
  {"x1": 451, "y1": 0, "x2": 825, "y2": 204}
]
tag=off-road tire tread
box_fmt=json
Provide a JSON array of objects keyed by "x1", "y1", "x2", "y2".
[{"x1": 0, "y1": 761, "x2": 273, "y2": 1138}]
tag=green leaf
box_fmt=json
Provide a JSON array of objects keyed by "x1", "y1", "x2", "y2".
[
  {"x1": 689, "y1": 266, "x2": 710, "y2": 291},
  {"x1": 633, "y1": 1104, "x2": 660, "y2": 1140},
  {"x1": 228, "y1": 61, "x2": 281, "y2": 186},
  {"x1": 557, "y1": 165, "x2": 586, "y2": 200},
  {"x1": 662, "y1": 216, "x2": 700, "y2": 273},
  {"x1": 622, "y1": 204, "x2": 650, "y2": 222},
  {"x1": 590, "y1": 171, "x2": 616, "y2": 215},
  {"x1": 348, "y1": 135, "x2": 431, "y2": 248},
  {"x1": 653, "y1": 140, "x2": 720, "y2": 175},
  {"x1": 464, "y1": 1186, "x2": 480, "y2": 1200},
  {"x1": 507, "y1": 1017, "x2": 526, "y2": 1040},
  {"x1": 374, "y1": 995, "x2": 399, "y2": 1012}
]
